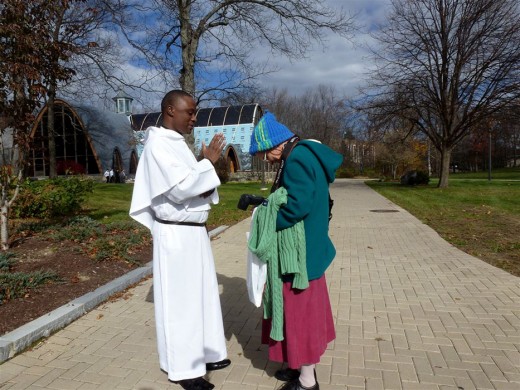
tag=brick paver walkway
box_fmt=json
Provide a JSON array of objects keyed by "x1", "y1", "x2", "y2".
[{"x1": 1, "y1": 179, "x2": 519, "y2": 389}]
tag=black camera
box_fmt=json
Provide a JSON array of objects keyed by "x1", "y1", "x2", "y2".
[{"x1": 237, "y1": 194, "x2": 266, "y2": 210}]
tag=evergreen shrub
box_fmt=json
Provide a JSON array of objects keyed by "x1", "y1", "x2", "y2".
[
  {"x1": 12, "y1": 177, "x2": 94, "y2": 218},
  {"x1": 336, "y1": 167, "x2": 354, "y2": 178}
]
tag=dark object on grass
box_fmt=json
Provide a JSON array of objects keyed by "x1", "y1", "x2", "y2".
[{"x1": 400, "y1": 170, "x2": 430, "y2": 186}]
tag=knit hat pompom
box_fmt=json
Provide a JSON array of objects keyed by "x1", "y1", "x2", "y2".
[{"x1": 249, "y1": 112, "x2": 295, "y2": 155}]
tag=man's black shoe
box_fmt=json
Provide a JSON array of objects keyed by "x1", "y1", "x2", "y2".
[
  {"x1": 206, "y1": 358, "x2": 231, "y2": 371},
  {"x1": 274, "y1": 367, "x2": 300, "y2": 381},
  {"x1": 174, "y1": 377, "x2": 215, "y2": 390}
]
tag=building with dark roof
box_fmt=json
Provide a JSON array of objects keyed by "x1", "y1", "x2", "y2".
[
  {"x1": 28, "y1": 98, "x2": 138, "y2": 178},
  {"x1": 130, "y1": 103, "x2": 263, "y2": 172},
  {"x1": 26, "y1": 95, "x2": 262, "y2": 179}
]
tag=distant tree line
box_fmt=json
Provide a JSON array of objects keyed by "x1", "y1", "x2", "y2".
[{"x1": 232, "y1": 84, "x2": 519, "y2": 181}]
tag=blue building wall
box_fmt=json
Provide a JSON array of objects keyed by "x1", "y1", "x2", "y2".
[
  {"x1": 131, "y1": 104, "x2": 262, "y2": 172},
  {"x1": 193, "y1": 123, "x2": 255, "y2": 171},
  {"x1": 195, "y1": 124, "x2": 253, "y2": 152}
]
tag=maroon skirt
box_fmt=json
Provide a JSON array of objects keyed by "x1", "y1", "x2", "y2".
[{"x1": 261, "y1": 275, "x2": 335, "y2": 368}]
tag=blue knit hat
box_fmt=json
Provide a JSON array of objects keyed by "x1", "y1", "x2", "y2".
[{"x1": 249, "y1": 112, "x2": 295, "y2": 155}]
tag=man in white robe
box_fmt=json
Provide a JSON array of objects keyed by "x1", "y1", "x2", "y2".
[{"x1": 130, "y1": 90, "x2": 230, "y2": 390}]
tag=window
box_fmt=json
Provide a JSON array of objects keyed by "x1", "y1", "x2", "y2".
[{"x1": 29, "y1": 103, "x2": 99, "y2": 176}]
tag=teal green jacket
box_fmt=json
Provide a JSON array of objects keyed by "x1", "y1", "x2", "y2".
[{"x1": 276, "y1": 140, "x2": 343, "y2": 280}]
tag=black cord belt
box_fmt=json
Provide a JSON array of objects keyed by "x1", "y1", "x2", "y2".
[{"x1": 155, "y1": 218, "x2": 206, "y2": 227}]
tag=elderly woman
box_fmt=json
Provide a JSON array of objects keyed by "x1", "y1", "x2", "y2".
[{"x1": 248, "y1": 112, "x2": 342, "y2": 390}]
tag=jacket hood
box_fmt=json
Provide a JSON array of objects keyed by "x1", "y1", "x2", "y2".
[{"x1": 296, "y1": 140, "x2": 343, "y2": 183}]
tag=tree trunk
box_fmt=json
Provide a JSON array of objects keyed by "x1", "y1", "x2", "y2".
[
  {"x1": 47, "y1": 87, "x2": 57, "y2": 178},
  {"x1": 177, "y1": 2, "x2": 198, "y2": 151},
  {"x1": 438, "y1": 146, "x2": 452, "y2": 188},
  {"x1": 427, "y1": 142, "x2": 432, "y2": 176},
  {"x1": 179, "y1": 37, "x2": 198, "y2": 151},
  {"x1": 47, "y1": 3, "x2": 64, "y2": 179},
  {"x1": 178, "y1": 2, "x2": 197, "y2": 96},
  {"x1": 179, "y1": 46, "x2": 196, "y2": 96},
  {"x1": 513, "y1": 132, "x2": 518, "y2": 167},
  {"x1": 1, "y1": 203, "x2": 8, "y2": 250}
]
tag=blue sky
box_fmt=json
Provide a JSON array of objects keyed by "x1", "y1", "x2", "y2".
[{"x1": 98, "y1": 0, "x2": 391, "y2": 110}]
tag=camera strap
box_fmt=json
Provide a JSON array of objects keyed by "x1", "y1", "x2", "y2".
[{"x1": 270, "y1": 136, "x2": 300, "y2": 193}]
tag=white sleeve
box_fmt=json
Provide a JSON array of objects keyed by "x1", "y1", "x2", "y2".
[{"x1": 164, "y1": 159, "x2": 220, "y2": 203}]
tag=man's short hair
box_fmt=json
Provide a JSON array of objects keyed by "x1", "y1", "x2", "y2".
[{"x1": 161, "y1": 90, "x2": 193, "y2": 112}]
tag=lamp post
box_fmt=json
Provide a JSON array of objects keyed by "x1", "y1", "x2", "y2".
[{"x1": 488, "y1": 129, "x2": 492, "y2": 181}]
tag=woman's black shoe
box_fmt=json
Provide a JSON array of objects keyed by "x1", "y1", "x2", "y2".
[
  {"x1": 274, "y1": 367, "x2": 300, "y2": 381},
  {"x1": 277, "y1": 379, "x2": 319, "y2": 390}
]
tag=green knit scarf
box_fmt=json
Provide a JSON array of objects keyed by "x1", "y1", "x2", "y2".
[{"x1": 247, "y1": 187, "x2": 308, "y2": 341}]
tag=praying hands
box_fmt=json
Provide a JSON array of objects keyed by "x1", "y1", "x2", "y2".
[{"x1": 202, "y1": 133, "x2": 226, "y2": 164}]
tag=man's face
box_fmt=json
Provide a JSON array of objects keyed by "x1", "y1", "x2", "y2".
[{"x1": 169, "y1": 96, "x2": 197, "y2": 134}]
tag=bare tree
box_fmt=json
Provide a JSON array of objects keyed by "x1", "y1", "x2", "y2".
[
  {"x1": 365, "y1": 0, "x2": 520, "y2": 187},
  {"x1": 376, "y1": 125, "x2": 428, "y2": 180},
  {"x1": 261, "y1": 85, "x2": 350, "y2": 151},
  {"x1": 43, "y1": 0, "x2": 170, "y2": 177},
  {"x1": 261, "y1": 87, "x2": 297, "y2": 118},
  {"x1": 60, "y1": 6, "x2": 169, "y2": 113},
  {"x1": 108, "y1": 0, "x2": 355, "y2": 103},
  {"x1": 496, "y1": 103, "x2": 520, "y2": 168},
  {"x1": 298, "y1": 85, "x2": 349, "y2": 147},
  {"x1": 42, "y1": 0, "x2": 89, "y2": 178}
]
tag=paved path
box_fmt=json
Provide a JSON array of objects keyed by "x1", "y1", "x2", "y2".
[{"x1": 1, "y1": 179, "x2": 519, "y2": 389}]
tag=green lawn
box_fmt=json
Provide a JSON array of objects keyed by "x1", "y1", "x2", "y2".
[
  {"x1": 83, "y1": 181, "x2": 268, "y2": 227},
  {"x1": 82, "y1": 183, "x2": 135, "y2": 223},
  {"x1": 206, "y1": 182, "x2": 271, "y2": 227},
  {"x1": 449, "y1": 166, "x2": 520, "y2": 180},
  {"x1": 83, "y1": 177, "x2": 520, "y2": 277},
  {"x1": 366, "y1": 179, "x2": 520, "y2": 277}
]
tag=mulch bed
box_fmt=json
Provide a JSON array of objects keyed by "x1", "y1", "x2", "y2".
[{"x1": 0, "y1": 235, "x2": 152, "y2": 335}]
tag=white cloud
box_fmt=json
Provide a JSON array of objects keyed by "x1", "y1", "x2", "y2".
[{"x1": 255, "y1": 0, "x2": 390, "y2": 98}]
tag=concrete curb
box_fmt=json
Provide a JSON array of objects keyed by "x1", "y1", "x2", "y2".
[
  {"x1": 0, "y1": 263, "x2": 152, "y2": 362},
  {"x1": 0, "y1": 225, "x2": 229, "y2": 363}
]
